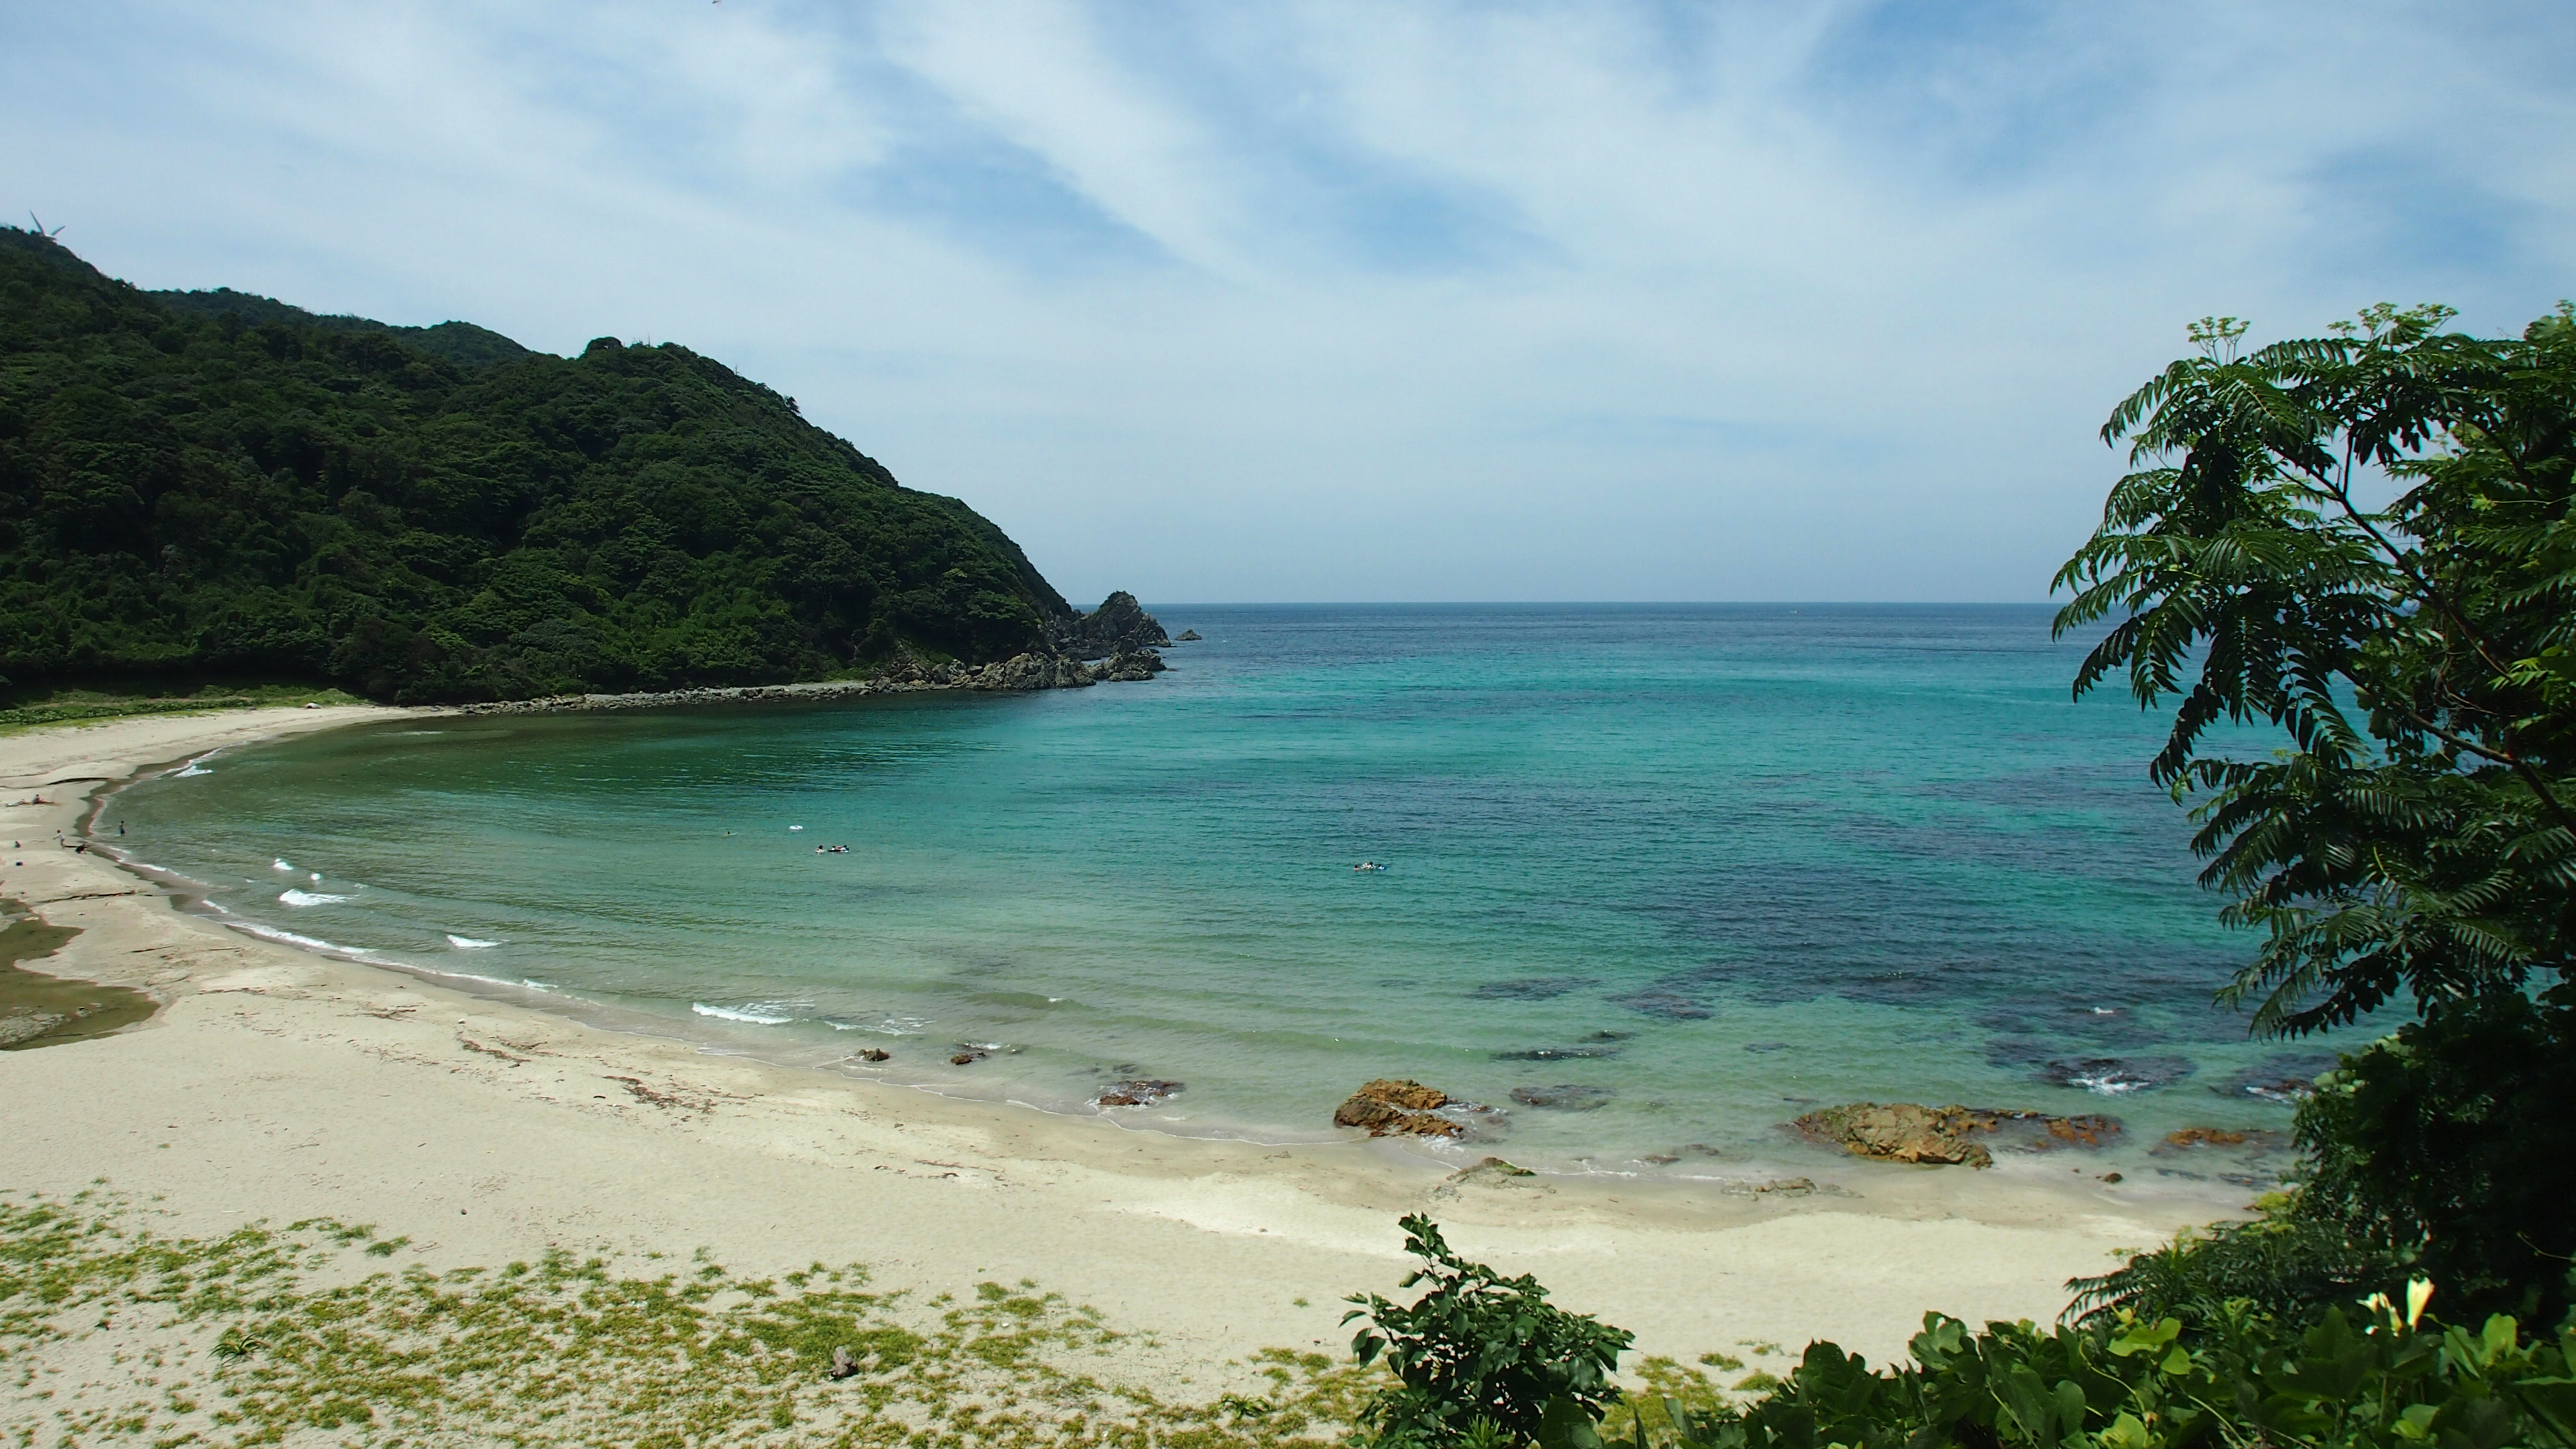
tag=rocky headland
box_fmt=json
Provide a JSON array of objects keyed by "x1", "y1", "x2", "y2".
[
  {"x1": 1054, "y1": 590, "x2": 1172, "y2": 659},
  {"x1": 461, "y1": 594, "x2": 1173, "y2": 716}
]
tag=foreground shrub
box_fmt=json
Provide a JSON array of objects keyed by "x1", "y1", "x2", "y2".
[
  {"x1": 1627, "y1": 1294, "x2": 2576, "y2": 1449},
  {"x1": 2293, "y1": 991, "x2": 2576, "y2": 1324},
  {"x1": 1347, "y1": 1216, "x2": 2576, "y2": 1449},
  {"x1": 1344, "y1": 1213, "x2": 1632, "y2": 1449}
]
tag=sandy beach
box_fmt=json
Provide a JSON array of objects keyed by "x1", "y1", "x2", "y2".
[{"x1": 0, "y1": 707, "x2": 2237, "y2": 1406}]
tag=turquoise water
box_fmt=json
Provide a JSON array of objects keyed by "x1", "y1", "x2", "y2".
[{"x1": 111, "y1": 605, "x2": 2326, "y2": 1180}]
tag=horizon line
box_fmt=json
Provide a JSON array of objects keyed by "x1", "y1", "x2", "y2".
[{"x1": 1125, "y1": 599, "x2": 2067, "y2": 609}]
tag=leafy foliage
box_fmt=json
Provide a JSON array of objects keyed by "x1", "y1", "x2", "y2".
[
  {"x1": 1344, "y1": 1213, "x2": 1634, "y2": 1449},
  {"x1": 1620, "y1": 1298, "x2": 2576, "y2": 1449},
  {"x1": 2053, "y1": 304, "x2": 2576, "y2": 1037},
  {"x1": 0, "y1": 227, "x2": 1072, "y2": 703},
  {"x1": 2064, "y1": 1199, "x2": 2402, "y2": 1330},
  {"x1": 2051, "y1": 302, "x2": 2576, "y2": 1323},
  {"x1": 151, "y1": 284, "x2": 535, "y2": 369},
  {"x1": 2289, "y1": 987, "x2": 2576, "y2": 1319},
  {"x1": 1338, "y1": 1217, "x2": 2576, "y2": 1449}
]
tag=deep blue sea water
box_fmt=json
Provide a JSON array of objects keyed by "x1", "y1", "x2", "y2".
[{"x1": 112, "y1": 605, "x2": 2329, "y2": 1180}]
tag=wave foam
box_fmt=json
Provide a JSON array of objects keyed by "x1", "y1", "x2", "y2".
[
  {"x1": 224, "y1": 920, "x2": 373, "y2": 956},
  {"x1": 447, "y1": 934, "x2": 500, "y2": 949},
  {"x1": 825, "y1": 1015, "x2": 925, "y2": 1036},
  {"x1": 693, "y1": 1002, "x2": 797, "y2": 1025},
  {"x1": 2066, "y1": 1069, "x2": 2149, "y2": 1095},
  {"x1": 172, "y1": 765, "x2": 211, "y2": 778},
  {"x1": 272, "y1": 859, "x2": 294, "y2": 872},
  {"x1": 278, "y1": 889, "x2": 350, "y2": 907}
]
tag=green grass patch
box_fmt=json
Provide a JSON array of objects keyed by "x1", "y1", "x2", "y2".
[
  {"x1": 0, "y1": 1189, "x2": 1374, "y2": 1448},
  {"x1": 0, "y1": 686, "x2": 367, "y2": 735}
]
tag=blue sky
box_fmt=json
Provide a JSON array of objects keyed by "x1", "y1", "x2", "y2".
[{"x1": 6, "y1": 1, "x2": 2571, "y2": 603}]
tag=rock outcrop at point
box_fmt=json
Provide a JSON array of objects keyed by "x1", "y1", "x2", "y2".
[
  {"x1": 1058, "y1": 591, "x2": 1172, "y2": 659},
  {"x1": 456, "y1": 643, "x2": 1165, "y2": 716}
]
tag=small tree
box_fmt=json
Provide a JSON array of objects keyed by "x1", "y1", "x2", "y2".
[
  {"x1": 1344, "y1": 1215, "x2": 1634, "y2": 1449},
  {"x1": 2053, "y1": 302, "x2": 2576, "y2": 1316}
]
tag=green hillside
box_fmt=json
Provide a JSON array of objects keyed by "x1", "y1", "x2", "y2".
[
  {"x1": 150, "y1": 286, "x2": 535, "y2": 370},
  {"x1": 0, "y1": 228, "x2": 1073, "y2": 703}
]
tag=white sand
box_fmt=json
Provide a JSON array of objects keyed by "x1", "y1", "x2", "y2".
[{"x1": 0, "y1": 707, "x2": 2231, "y2": 1395}]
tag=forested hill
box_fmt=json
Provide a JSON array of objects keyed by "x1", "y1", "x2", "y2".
[
  {"x1": 0, "y1": 227, "x2": 1074, "y2": 703},
  {"x1": 150, "y1": 286, "x2": 535, "y2": 370}
]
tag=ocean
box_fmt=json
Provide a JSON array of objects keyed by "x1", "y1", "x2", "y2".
[{"x1": 109, "y1": 604, "x2": 2329, "y2": 1184}]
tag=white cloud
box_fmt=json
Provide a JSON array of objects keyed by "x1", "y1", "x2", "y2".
[{"x1": 3, "y1": 0, "x2": 2570, "y2": 602}]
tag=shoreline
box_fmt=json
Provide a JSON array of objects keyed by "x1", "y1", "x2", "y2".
[{"x1": 1, "y1": 705, "x2": 2240, "y2": 1393}]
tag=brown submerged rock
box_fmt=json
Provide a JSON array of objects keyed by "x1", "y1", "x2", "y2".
[
  {"x1": 1795, "y1": 1103, "x2": 2001, "y2": 1167},
  {"x1": 1334, "y1": 1078, "x2": 1466, "y2": 1137},
  {"x1": 1793, "y1": 1102, "x2": 2127, "y2": 1169},
  {"x1": 2163, "y1": 1126, "x2": 2290, "y2": 1149},
  {"x1": 2046, "y1": 1115, "x2": 2122, "y2": 1148},
  {"x1": 1096, "y1": 1078, "x2": 1184, "y2": 1108}
]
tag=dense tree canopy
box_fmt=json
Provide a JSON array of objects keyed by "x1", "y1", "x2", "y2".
[{"x1": 0, "y1": 227, "x2": 1071, "y2": 703}]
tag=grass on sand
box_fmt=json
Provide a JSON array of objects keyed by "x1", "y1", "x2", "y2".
[
  {"x1": 0, "y1": 687, "x2": 367, "y2": 736},
  {"x1": 0, "y1": 1190, "x2": 1379, "y2": 1449}
]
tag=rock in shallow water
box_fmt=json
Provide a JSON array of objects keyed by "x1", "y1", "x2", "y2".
[
  {"x1": 1986, "y1": 1036, "x2": 2196, "y2": 1094},
  {"x1": 2161, "y1": 1126, "x2": 2291, "y2": 1150},
  {"x1": 1094, "y1": 1078, "x2": 1183, "y2": 1108},
  {"x1": 1333, "y1": 1077, "x2": 1496, "y2": 1137},
  {"x1": 2032, "y1": 1055, "x2": 2196, "y2": 1094},
  {"x1": 1792, "y1": 1101, "x2": 2125, "y2": 1169},
  {"x1": 1508, "y1": 1084, "x2": 1614, "y2": 1111},
  {"x1": 1471, "y1": 976, "x2": 1600, "y2": 1001},
  {"x1": 2209, "y1": 1055, "x2": 2336, "y2": 1103},
  {"x1": 1794, "y1": 1103, "x2": 2002, "y2": 1167}
]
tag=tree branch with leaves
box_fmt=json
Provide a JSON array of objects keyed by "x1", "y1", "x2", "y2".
[{"x1": 2053, "y1": 302, "x2": 2576, "y2": 1038}]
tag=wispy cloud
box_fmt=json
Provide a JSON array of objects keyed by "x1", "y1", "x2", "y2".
[{"x1": 5, "y1": 0, "x2": 2570, "y2": 601}]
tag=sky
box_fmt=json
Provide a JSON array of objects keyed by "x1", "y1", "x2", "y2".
[{"x1": 5, "y1": 2, "x2": 2572, "y2": 604}]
